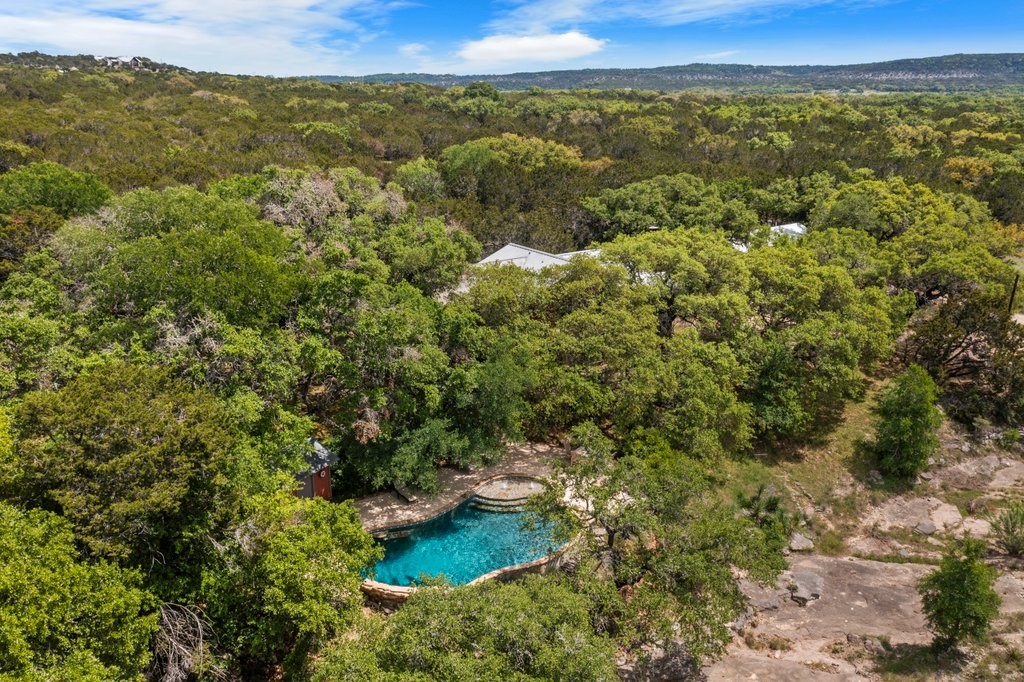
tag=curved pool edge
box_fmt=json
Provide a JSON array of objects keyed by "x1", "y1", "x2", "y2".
[
  {"x1": 360, "y1": 534, "x2": 578, "y2": 605},
  {"x1": 366, "y1": 473, "x2": 550, "y2": 538},
  {"x1": 360, "y1": 473, "x2": 572, "y2": 602}
]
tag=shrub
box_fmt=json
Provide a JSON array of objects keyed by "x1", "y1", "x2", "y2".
[
  {"x1": 738, "y1": 484, "x2": 794, "y2": 551},
  {"x1": 0, "y1": 161, "x2": 111, "y2": 217},
  {"x1": 874, "y1": 365, "x2": 941, "y2": 479},
  {"x1": 918, "y1": 539, "x2": 1001, "y2": 650},
  {"x1": 992, "y1": 501, "x2": 1024, "y2": 556}
]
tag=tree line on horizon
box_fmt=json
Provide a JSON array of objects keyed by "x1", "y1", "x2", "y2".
[{"x1": 0, "y1": 63, "x2": 1021, "y2": 680}]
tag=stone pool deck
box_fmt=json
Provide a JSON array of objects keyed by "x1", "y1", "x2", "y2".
[
  {"x1": 353, "y1": 443, "x2": 560, "y2": 532},
  {"x1": 475, "y1": 476, "x2": 545, "y2": 501}
]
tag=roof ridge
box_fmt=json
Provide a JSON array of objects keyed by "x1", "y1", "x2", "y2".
[{"x1": 502, "y1": 242, "x2": 567, "y2": 259}]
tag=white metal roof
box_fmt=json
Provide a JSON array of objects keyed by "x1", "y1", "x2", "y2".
[
  {"x1": 476, "y1": 243, "x2": 601, "y2": 272},
  {"x1": 771, "y1": 222, "x2": 808, "y2": 238}
]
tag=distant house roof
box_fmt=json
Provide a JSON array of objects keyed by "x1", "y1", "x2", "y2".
[
  {"x1": 475, "y1": 243, "x2": 600, "y2": 272},
  {"x1": 305, "y1": 438, "x2": 339, "y2": 474},
  {"x1": 771, "y1": 222, "x2": 808, "y2": 238}
]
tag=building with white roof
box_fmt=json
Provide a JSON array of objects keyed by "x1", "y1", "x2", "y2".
[
  {"x1": 770, "y1": 222, "x2": 808, "y2": 239},
  {"x1": 475, "y1": 243, "x2": 600, "y2": 272}
]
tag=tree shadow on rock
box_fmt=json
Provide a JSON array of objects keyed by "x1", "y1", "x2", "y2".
[
  {"x1": 872, "y1": 642, "x2": 966, "y2": 678},
  {"x1": 850, "y1": 438, "x2": 918, "y2": 495}
]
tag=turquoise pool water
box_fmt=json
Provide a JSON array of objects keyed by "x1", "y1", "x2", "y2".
[{"x1": 370, "y1": 501, "x2": 562, "y2": 586}]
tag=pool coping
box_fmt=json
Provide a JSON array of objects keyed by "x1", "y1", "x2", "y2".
[
  {"x1": 367, "y1": 472, "x2": 550, "y2": 535},
  {"x1": 360, "y1": 473, "x2": 568, "y2": 603},
  {"x1": 354, "y1": 443, "x2": 557, "y2": 533}
]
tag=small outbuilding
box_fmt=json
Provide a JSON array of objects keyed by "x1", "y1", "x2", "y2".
[{"x1": 296, "y1": 439, "x2": 338, "y2": 500}]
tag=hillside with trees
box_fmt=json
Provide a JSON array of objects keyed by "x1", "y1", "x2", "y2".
[
  {"x1": 316, "y1": 53, "x2": 1024, "y2": 93},
  {"x1": 0, "y1": 57, "x2": 1022, "y2": 681}
]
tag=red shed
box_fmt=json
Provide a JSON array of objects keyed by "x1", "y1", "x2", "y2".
[{"x1": 296, "y1": 439, "x2": 338, "y2": 501}]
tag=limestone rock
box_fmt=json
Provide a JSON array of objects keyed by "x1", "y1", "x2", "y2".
[
  {"x1": 789, "y1": 532, "x2": 815, "y2": 552},
  {"x1": 930, "y1": 502, "x2": 963, "y2": 530},
  {"x1": 863, "y1": 637, "x2": 886, "y2": 656},
  {"x1": 957, "y1": 517, "x2": 992, "y2": 538},
  {"x1": 595, "y1": 550, "x2": 615, "y2": 580},
  {"x1": 790, "y1": 571, "x2": 824, "y2": 606}
]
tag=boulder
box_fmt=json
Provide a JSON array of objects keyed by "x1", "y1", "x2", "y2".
[
  {"x1": 957, "y1": 518, "x2": 992, "y2": 538},
  {"x1": 789, "y1": 532, "x2": 815, "y2": 552},
  {"x1": 863, "y1": 637, "x2": 886, "y2": 656},
  {"x1": 930, "y1": 502, "x2": 963, "y2": 530},
  {"x1": 790, "y1": 571, "x2": 824, "y2": 606}
]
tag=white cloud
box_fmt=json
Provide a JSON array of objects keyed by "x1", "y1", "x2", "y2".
[
  {"x1": 0, "y1": 1, "x2": 404, "y2": 75},
  {"x1": 399, "y1": 42, "x2": 428, "y2": 58},
  {"x1": 491, "y1": 0, "x2": 847, "y2": 33},
  {"x1": 696, "y1": 49, "x2": 739, "y2": 60},
  {"x1": 456, "y1": 31, "x2": 606, "y2": 67}
]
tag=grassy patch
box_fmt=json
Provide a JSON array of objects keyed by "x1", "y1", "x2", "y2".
[
  {"x1": 874, "y1": 642, "x2": 964, "y2": 681},
  {"x1": 939, "y1": 487, "x2": 986, "y2": 516},
  {"x1": 996, "y1": 611, "x2": 1024, "y2": 636},
  {"x1": 815, "y1": 529, "x2": 848, "y2": 556},
  {"x1": 872, "y1": 526, "x2": 946, "y2": 554},
  {"x1": 852, "y1": 552, "x2": 940, "y2": 566},
  {"x1": 780, "y1": 384, "x2": 882, "y2": 504},
  {"x1": 720, "y1": 456, "x2": 780, "y2": 506},
  {"x1": 804, "y1": 660, "x2": 839, "y2": 673},
  {"x1": 970, "y1": 646, "x2": 1024, "y2": 681},
  {"x1": 743, "y1": 632, "x2": 793, "y2": 652}
]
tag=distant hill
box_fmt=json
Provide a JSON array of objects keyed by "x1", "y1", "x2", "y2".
[
  {"x1": 0, "y1": 51, "x2": 182, "y2": 73},
  {"x1": 314, "y1": 53, "x2": 1024, "y2": 92},
  {"x1": 4, "y1": 51, "x2": 1022, "y2": 93}
]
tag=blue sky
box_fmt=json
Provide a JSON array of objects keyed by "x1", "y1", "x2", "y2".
[{"x1": 0, "y1": 0, "x2": 1020, "y2": 76}]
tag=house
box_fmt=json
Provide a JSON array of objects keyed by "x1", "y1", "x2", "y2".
[
  {"x1": 95, "y1": 56, "x2": 146, "y2": 70},
  {"x1": 475, "y1": 243, "x2": 601, "y2": 272},
  {"x1": 295, "y1": 439, "x2": 338, "y2": 500},
  {"x1": 770, "y1": 222, "x2": 808, "y2": 239},
  {"x1": 731, "y1": 222, "x2": 808, "y2": 253}
]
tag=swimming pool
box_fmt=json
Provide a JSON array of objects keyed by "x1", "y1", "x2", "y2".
[{"x1": 370, "y1": 500, "x2": 563, "y2": 586}]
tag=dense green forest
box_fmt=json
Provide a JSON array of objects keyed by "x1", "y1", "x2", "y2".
[
  {"x1": 316, "y1": 53, "x2": 1024, "y2": 93},
  {"x1": 0, "y1": 59, "x2": 1022, "y2": 680}
]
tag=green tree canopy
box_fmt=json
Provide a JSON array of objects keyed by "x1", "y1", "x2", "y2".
[
  {"x1": 0, "y1": 161, "x2": 111, "y2": 218},
  {"x1": 313, "y1": 576, "x2": 619, "y2": 682},
  {"x1": 54, "y1": 187, "x2": 300, "y2": 327},
  {"x1": 874, "y1": 364, "x2": 942, "y2": 479},
  {"x1": 200, "y1": 492, "x2": 382, "y2": 676},
  {"x1": 0, "y1": 503, "x2": 156, "y2": 681},
  {"x1": 582, "y1": 173, "x2": 761, "y2": 242},
  {"x1": 6, "y1": 363, "x2": 236, "y2": 575}
]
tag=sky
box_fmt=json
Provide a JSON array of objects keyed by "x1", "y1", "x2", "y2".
[{"x1": 0, "y1": 0, "x2": 1021, "y2": 77}]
